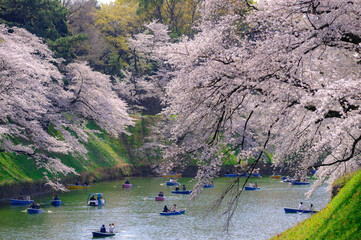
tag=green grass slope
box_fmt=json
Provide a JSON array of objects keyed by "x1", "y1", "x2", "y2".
[
  {"x1": 272, "y1": 170, "x2": 361, "y2": 240},
  {"x1": 0, "y1": 116, "x2": 157, "y2": 185}
]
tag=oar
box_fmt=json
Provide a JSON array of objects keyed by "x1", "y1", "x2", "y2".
[
  {"x1": 40, "y1": 200, "x2": 51, "y2": 206},
  {"x1": 144, "y1": 197, "x2": 155, "y2": 200}
]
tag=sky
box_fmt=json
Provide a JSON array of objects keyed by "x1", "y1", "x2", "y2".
[{"x1": 97, "y1": 0, "x2": 114, "y2": 4}]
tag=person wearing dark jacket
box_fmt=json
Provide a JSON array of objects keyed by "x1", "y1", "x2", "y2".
[
  {"x1": 100, "y1": 225, "x2": 106, "y2": 233},
  {"x1": 163, "y1": 205, "x2": 170, "y2": 212}
]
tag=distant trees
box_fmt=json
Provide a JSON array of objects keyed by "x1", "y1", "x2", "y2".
[{"x1": 0, "y1": 0, "x2": 69, "y2": 40}]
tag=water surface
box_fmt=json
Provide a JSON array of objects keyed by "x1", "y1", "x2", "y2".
[{"x1": 0, "y1": 177, "x2": 328, "y2": 240}]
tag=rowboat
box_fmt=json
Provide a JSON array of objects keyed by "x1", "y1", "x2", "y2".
[
  {"x1": 250, "y1": 173, "x2": 262, "y2": 177},
  {"x1": 27, "y1": 208, "x2": 44, "y2": 214},
  {"x1": 225, "y1": 174, "x2": 238, "y2": 177},
  {"x1": 284, "y1": 208, "x2": 318, "y2": 214},
  {"x1": 171, "y1": 190, "x2": 192, "y2": 194},
  {"x1": 160, "y1": 209, "x2": 186, "y2": 216},
  {"x1": 162, "y1": 174, "x2": 182, "y2": 178},
  {"x1": 87, "y1": 193, "x2": 106, "y2": 206},
  {"x1": 166, "y1": 181, "x2": 180, "y2": 186},
  {"x1": 92, "y1": 232, "x2": 115, "y2": 238},
  {"x1": 244, "y1": 186, "x2": 260, "y2": 190},
  {"x1": 10, "y1": 199, "x2": 34, "y2": 205},
  {"x1": 203, "y1": 184, "x2": 215, "y2": 188},
  {"x1": 292, "y1": 181, "x2": 310, "y2": 185},
  {"x1": 270, "y1": 175, "x2": 282, "y2": 179},
  {"x1": 155, "y1": 196, "x2": 166, "y2": 201},
  {"x1": 51, "y1": 200, "x2": 62, "y2": 207},
  {"x1": 283, "y1": 178, "x2": 295, "y2": 182},
  {"x1": 122, "y1": 184, "x2": 132, "y2": 188},
  {"x1": 66, "y1": 184, "x2": 91, "y2": 190}
]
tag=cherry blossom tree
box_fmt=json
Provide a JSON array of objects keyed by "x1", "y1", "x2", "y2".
[
  {"x1": 0, "y1": 25, "x2": 133, "y2": 189},
  {"x1": 131, "y1": 0, "x2": 361, "y2": 225}
]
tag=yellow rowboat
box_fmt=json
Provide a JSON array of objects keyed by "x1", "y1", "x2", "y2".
[
  {"x1": 162, "y1": 174, "x2": 181, "y2": 178},
  {"x1": 66, "y1": 184, "x2": 91, "y2": 190},
  {"x1": 270, "y1": 175, "x2": 282, "y2": 179}
]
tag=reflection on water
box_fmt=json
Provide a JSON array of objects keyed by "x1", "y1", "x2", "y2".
[{"x1": 0, "y1": 177, "x2": 328, "y2": 240}]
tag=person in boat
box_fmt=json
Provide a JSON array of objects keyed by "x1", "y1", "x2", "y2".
[
  {"x1": 125, "y1": 179, "x2": 130, "y2": 184},
  {"x1": 309, "y1": 204, "x2": 314, "y2": 211},
  {"x1": 100, "y1": 224, "x2": 106, "y2": 233},
  {"x1": 83, "y1": 182, "x2": 88, "y2": 186},
  {"x1": 30, "y1": 202, "x2": 40, "y2": 209},
  {"x1": 18, "y1": 193, "x2": 24, "y2": 200},
  {"x1": 169, "y1": 178, "x2": 177, "y2": 182},
  {"x1": 53, "y1": 194, "x2": 59, "y2": 200},
  {"x1": 75, "y1": 181, "x2": 79, "y2": 185},
  {"x1": 175, "y1": 186, "x2": 180, "y2": 191},
  {"x1": 298, "y1": 202, "x2": 304, "y2": 210},
  {"x1": 158, "y1": 191, "x2": 164, "y2": 197},
  {"x1": 90, "y1": 195, "x2": 96, "y2": 201},
  {"x1": 109, "y1": 223, "x2": 115, "y2": 233},
  {"x1": 171, "y1": 204, "x2": 177, "y2": 212},
  {"x1": 249, "y1": 182, "x2": 255, "y2": 188},
  {"x1": 182, "y1": 185, "x2": 186, "y2": 190},
  {"x1": 255, "y1": 182, "x2": 258, "y2": 188},
  {"x1": 26, "y1": 195, "x2": 31, "y2": 201},
  {"x1": 163, "y1": 205, "x2": 170, "y2": 213}
]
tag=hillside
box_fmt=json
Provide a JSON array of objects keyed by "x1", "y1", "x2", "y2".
[
  {"x1": 0, "y1": 116, "x2": 157, "y2": 187},
  {"x1": 272, "y1": 170, "x2": 361, "y2": 239}
]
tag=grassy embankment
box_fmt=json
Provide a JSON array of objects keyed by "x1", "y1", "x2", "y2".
[
  {"x1": 0, "y1": 115, "x2": 158, "y2": 188},
  {"x1": 272, "y1": 169, "x2": 361, "y2": 240}
]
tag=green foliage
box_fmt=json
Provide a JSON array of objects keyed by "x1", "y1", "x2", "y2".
[
  {"x1": 47, "y1": 34, "x2": 88, "y2": 60},
  {"x1": 0, "y1": 0, "x2": 69, "y2": 40},
  {"x1": 273, "y1": 170, "x2": 361, "y2": 240}
]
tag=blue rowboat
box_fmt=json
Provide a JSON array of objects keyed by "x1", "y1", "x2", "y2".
[
  {"x1": 171, "y1": 190, "x2": 192, "y2": 194},
  {"x1": 244, "y1": 186, "x2": 260, "y2": 190},
  {"x1": 10, "y1": 199, "x2": 34, "y2": 205},
  {"x1": 160, "y1": 209, "x2": 186, "y2": 216},
  {"x1": 166, "y1": 181, "x2": 180, "y2": 186},
  {"x1": 292, "y1": 181, "x2": 310, "y2": 185},
  {"x1": 225, "y1": 174, "x2": 238, "y2": 177},
  {"x1": 51, "y1": 200, "x2": 62, "y2": 207},
  {"x1": 27, "y1": 208, "x2": 44, "y2": 214},
  {"x1": 284, "y1": 208, "x2": 318, "y2": 214},
  {"x1": 251, "y1": 173, "x2": 261, "y2": 177},
  {"x1": 92, "y1": 232, "x2": 115, "y2": 238},
  {"x1": 204, "y1": 185, "x2": 215, "y2": 188}
]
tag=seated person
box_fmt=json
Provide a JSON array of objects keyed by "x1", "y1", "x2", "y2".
[
  {"x1": 109, "y1": 223, "x2": 115, "y2": 233},
  {"x1": 158, "y1": 192, "x2": 164, "y2": 197},
  {"x1": 53, "y1": 194, "x2": 59, "y2": 200},
  {"x1": 182, "y1": 185, "x2": 186, "y2": 190},
  {"x1": 175, "y1": 186, "x2": 180, "y2": 191},
  {"x1": 309, "y1": 204, "x2": 314, "y2": 211},
  {"x1": 298, "y1": 202, "x2": 304, "y2": 210},
  {"x1": 30, "y1": 202, "x2": 40, "y2": 209},
  {"x1": 125, "y1": 179, "x2": 130, "y2": 184},
  {"x1": 75, "y1": 181, "x2": 79, "y2": 185},
  {"x1": 83, "y1": 182, "x2": 88, "y2": 186},
  {"x1": 249, "y1": 182, "x2": 255, "y2": 188},
  {"x1": 100, "y1": 225, "x2": 106, "y2": 233},
  {"x1": 90, "y1": 195, "x2": 96, "y2": 200},
  {"x1": 171, "y1": 204, "x2": 177, "y2": 212},
  {"x1": 163, "y1": 205, "x2": 170, "y2": 212},
  {"x1": 26, "y1": 195, "x2": 31, "y2": 201}
]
